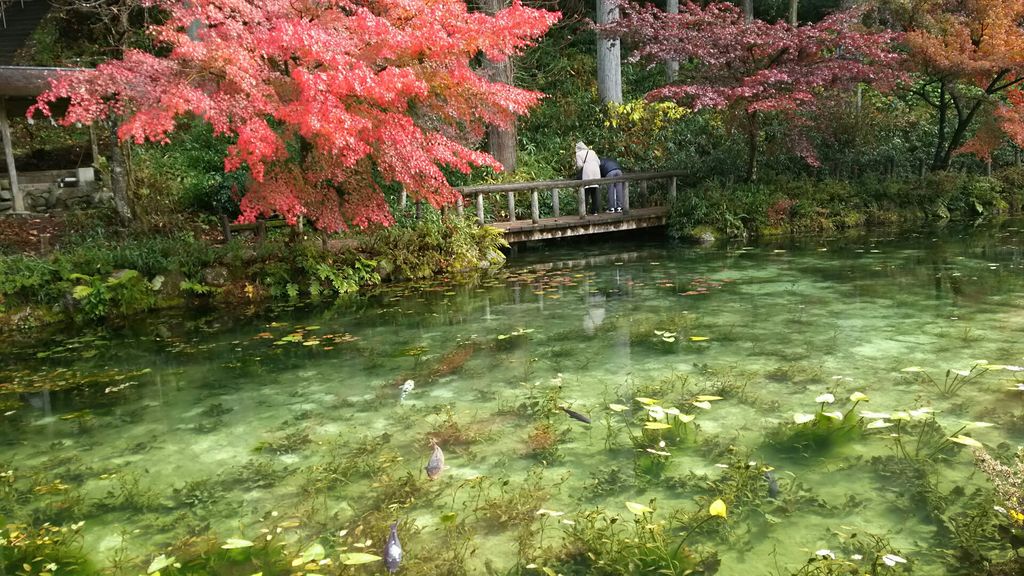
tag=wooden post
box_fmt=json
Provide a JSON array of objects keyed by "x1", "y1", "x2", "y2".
[
  {"x1": 552, "y1": 188, "x2": 560, "y2": 218},
  {"x1": 669, "y1": 176, "x2": 677, "y2": 204},
  {"x1": 639, "y1": 180, "x2": 647, "y2": 208},
  {"x1": 578, "y1": 186, "x2": 586, "y2": 219},
  {"x1": 476, "y1": 192, "x2": 485, "y2": 225},
  {"x1": 40, "y1": 234, "x2": 51, "y2": 253},
  {"x1": 256, "y1": 220, "x2": 267, "y2": 244},
  {"x1": 399, "y1": 189, "x2": 407, "y2": 209},
  {"x1": 507, "y1": 191, "x2": 516, "y2": 222},
  {"x1": 530, "y1": 189, "x2": 539, "y2": 223},
  {"x1": 220, "y1": 214, "x2": 232, "y2": 242},
  {"x1": 0, "y1": 99, "x2": 24, "y2": 213},
  {"x1": 986, "y1": 158, "x2": 993, "y2": 177},
  {"x1": 623, "y1": 182, "x2": 630, "y2": 215},
  {"x1": 89, "y1": 124, "x2": 101, "y2": 170},
  {"x1": 415, "y1": 200, "x2": 422, "y2": 220}
]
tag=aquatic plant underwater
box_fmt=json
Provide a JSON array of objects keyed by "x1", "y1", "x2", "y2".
[{"x1": 4, "y1": 222, "x2": 1024, "y2": 574}]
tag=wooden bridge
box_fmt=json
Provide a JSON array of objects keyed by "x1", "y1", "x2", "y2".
[{"x1": 455, "y1": 171, "x2": 685, "y2": 243}]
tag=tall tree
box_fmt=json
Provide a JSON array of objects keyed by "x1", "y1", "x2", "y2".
[
  {"x1": 481, "y1": 0, "x2": 518, "y2": 171},
  {"x1": 605, "y1": 1, "x2": 902, "y2": 180},
  {"x1": 597, "y1": 0, "x2": 623, "y2": 104},
  {"x1": 883, "y1": 0, "x2": 1024, "y2": 169},
  {"x1": 30, "y1": 0, "x2": 558, "y2": 232}
]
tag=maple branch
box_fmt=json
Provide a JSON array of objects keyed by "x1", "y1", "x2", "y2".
[
  {"x1": 991, "y1": 75, "x2": 1024, "y2": 94},
  {"x1": 984, "y1": 69, "x2": 1010, "y2": 94}
]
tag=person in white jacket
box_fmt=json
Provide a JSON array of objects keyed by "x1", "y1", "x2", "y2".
[{"x1": 575, "y1": 141, "x2": 601, "y2": 215}]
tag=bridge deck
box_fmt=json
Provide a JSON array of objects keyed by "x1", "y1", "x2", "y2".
[{"x1": 489, "y1": 206, "x2": 668, "y2": 243}]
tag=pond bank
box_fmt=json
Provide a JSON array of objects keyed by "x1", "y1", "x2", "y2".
[{"x1": 2, "y1": 170, "x2": 1022, "y2": 331}]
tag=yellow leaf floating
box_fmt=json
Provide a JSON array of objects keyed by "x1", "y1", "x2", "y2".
[
  {"x1": 339, "y1": 552, "x2": 382, "y2": 565},
  {"x1": 949, "y1": 435, "x2": 983, "y2": 448},
  {"x1": 709, "y1": 499, "x2": 727, "y2": 518},
  {"x1": 693, "y1": 395, "x2": 723, "y2": 402},
  {"x1": 222, "y1": 538, "x2": 254, "y2": 549},
  {"x1": 678, "y1": 414, "x2": 696, "y2": 423},
  {"x1": 626, "y1": 501, "x2": 654, "y2": 514},
  {"x1": 635, "y1": 397, "x2": 658, "y2": 405},
  {"x1": 644, "y1": 422, "x2": 672, "y2": 430},
  {"x1": 692, "y1": 401, "x2": 712, "y2": 410},
  {"x1": 608, "y1": 404, "x2": 628, "y2": 412},
  {"x1": 689, "y1": 336, "x2": 710, "y2": 341}
]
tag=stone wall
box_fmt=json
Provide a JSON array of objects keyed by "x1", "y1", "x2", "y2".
[{"x1": 0, "y1": 167, "x2": 108, "y2": 214}]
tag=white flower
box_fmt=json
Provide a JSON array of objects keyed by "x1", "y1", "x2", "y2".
[
  {"x1": 866, "y1": 419, "x2": 893, "y2": 429},
  {"x1": 822, "y1": 411, "x2": 844, "y2": 420},
  {"x1": 815, "y1": 393, "x2": 836, "y2": 404},
  {"x1": 1004, "y1": 365, "x2": 1024, "y2": 372},
  {"x1": 850, "y1": 554, "x2": 863, "y2": 560},
  {"x1": 814, "y1": 549, "x2": 835, "y2": 559},
  {"x1": 647, "y1": 405, "x2": 666, "y2": 420},
  {"x1": 849, "y1": 391, "x2": 869, "y2": 402},
  {"x1": 909, "y1": 407, "x2": 934, "y2": 420},
  {"x1": 882, "y1": 554, "x2": 907, "y2": 566},
  {"x1": 794, "y1": 413, "x2": 816, "y2": 424}
]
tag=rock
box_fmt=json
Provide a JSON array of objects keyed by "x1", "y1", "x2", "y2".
[
  {"x1": 201, "y1": 266, "x2": 231, "y2": 287},
  {"x1": 0, "y1": 201, "x2": 11, "y2": 212},
  {"x1": 696, "y1": 231, "x2": 715, "y2": 245},
  {"x1": 0, "y1": 188, "x2": 11, "y2": 201}
]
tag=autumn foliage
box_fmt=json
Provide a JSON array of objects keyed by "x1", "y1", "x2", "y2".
[
  {"x1": 604, "y1": 2, "x2": 903, "y2": 179},
  {"x1": 29, "y1": 0, "x2": 559, "y2": 232},
  {"x1": 890, "y1": 0, "x2": 1024, "y2": 167}
]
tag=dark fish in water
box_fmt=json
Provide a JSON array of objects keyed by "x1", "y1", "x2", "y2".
[
  {"x1": 384, "y1": 522, "x2": 402, "y2": 573},
  {"x1": 560, "y1": 406, "x2": 591, "y2": 424},
  {"x1": 764, "y1": 471, "x2": 779, "y2": 499},
  {"x1": 425, "y1": 439, "x2": 445, "y2": 480}
]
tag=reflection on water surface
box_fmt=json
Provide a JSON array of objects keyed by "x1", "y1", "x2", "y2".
[{"x1": 3, "y1": 221, "x2": 1024, "y2": 574}]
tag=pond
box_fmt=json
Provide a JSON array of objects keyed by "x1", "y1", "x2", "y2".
[{"x1": 3, "y1": 220, "x2": 1024, "y2": 575}]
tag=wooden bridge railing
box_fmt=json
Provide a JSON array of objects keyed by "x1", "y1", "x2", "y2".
[{"x1": 455, "y1": 170, "x2": 687, "y2": 226}]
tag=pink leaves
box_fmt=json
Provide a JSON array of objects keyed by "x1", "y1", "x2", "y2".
[{"x1": 31, "y1": 0, "x2": 558, "y2": 233}]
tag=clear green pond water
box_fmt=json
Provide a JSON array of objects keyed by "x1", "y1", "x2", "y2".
[{"x1": 4, "y1": 221, "x2": 1024, "y2": 575}]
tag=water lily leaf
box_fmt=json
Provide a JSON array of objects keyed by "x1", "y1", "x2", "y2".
[
  {"x1": 678, "y1": 414, "x2": 696, "y2": 423},
  {"x1": 148, "y1": 555, "x2": 176, "y2": 574},
  {"x1": 644, "y1": 422, "x2": 672, "y2": 430},
  {"x1": 822, "y1": 411, "x2": 844, "y2": 420},
  {"x1": 793, "y1": 413, "x2": 816, "y2": 424},
  {"x1": 691, "y1": 401, "x2": 712, "y2": 410},
  {"x1": 865, "y1": 419, "x2": 893, "y2": 429},
  {"x1": 625, "y1": 501, "x2": 653, "y2": 514},
  {"x1": 849, "y1": 392, "x2": 869, "y2": 402},
  {"x1": 608, "y1": 404, "x2": 628, "y2": 412},
  {"x1": 339, "y1": 552, "x2": 382, "y2": 565},
  {"x1": 635, "y1": 397, "x2": 658, "y2": 405},
  {"x1": 222, "y1": 538, "x2": 254, "y2": 549},
  {"x1": 949, "y1": 435, "x2": 983, "y2": 448},
  {"x1": 689, "y1": 336, "x2": 710, "y2": 341},
  {"x1": 693, "y1": 395, "x2": 723, "y2": 402},
  {"x1": 662, "y1": 336, "x2": 677, "y2": 342},
  {"x1": 709, "y1": 499, "x2": 727, "y2": 518},
  {"x1": 900, "y1": 366, "x2": 925, "y2": 373},
  {"x1": 292, "y1": 543, "x2": 326, "y2": 566}
]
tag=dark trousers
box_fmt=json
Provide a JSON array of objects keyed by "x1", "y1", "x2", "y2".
[{"x1": 585, "y1": 186, "x2": 600, "y2": 214}]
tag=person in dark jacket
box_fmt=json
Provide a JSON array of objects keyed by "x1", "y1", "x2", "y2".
[{"x1": 599, "y1": 157, "x2": 624, "y2": 212}]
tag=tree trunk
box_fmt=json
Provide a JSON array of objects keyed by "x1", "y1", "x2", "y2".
[
  {"x1": 665, "y1": 0, "x2": 679, "y2": 82},
  {"x1": 742, "y1": 0, "x2": 753, "y2": 24},
  {"x1": 596, "y1": 0, "x2": 622, "y2": 104},
  {"x1": 481, "y1": 0, "x2": 517, "y2": 171},
  {"x1": 108, "y1": 120, "x2": 133, "y2": 224},
  {"x1": 788, "y1": 0, "x2": 798, "y2": 25},
  {"x1": 931, "y1": 82, "x2": 948, "y2": 170},
  {"x1": 745, "y1": 111, "x2": 759, "y2": 181}
]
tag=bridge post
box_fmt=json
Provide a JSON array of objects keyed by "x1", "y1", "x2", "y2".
[
  {"x1": 476, "y1": 192, "x2": 484, "y2": 225},
  {"x1": 507, "y1": 191, "x2": 516, "y2": 222},
  {"x1": 456, "y1": 196, "x2": 464, "y2": 218},
  {"x1": 552, "y1": 189, "x2": 560, "y2": 218},
  {"x1": 530, "y1": 189, "x2": 539, "y2": 223},
  {"x1": 623, "y1": 182, "x2": 630, "y2": 215},
  {"x1": 669, "y1": 176, "x2": 677, "y2": 203},
  {"x1": 577, "y1": 186, "x2": 586, "y2": 219}
]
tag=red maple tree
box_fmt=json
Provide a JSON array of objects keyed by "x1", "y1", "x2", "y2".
[
  {"x1": 603, "y1": 2, "x2": 903, "y2": 180},
  {"x1": 30, "y1": 0, "x2": 558, "y2": 231}
]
